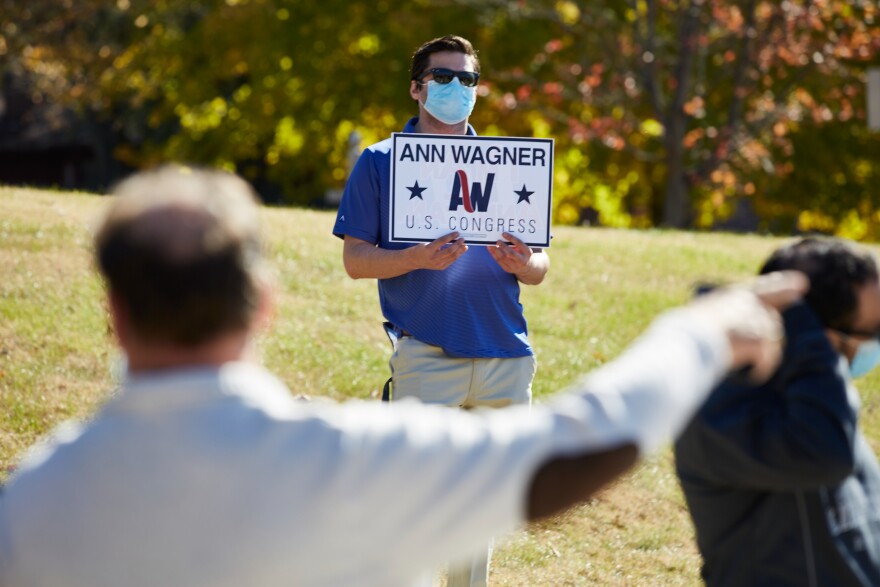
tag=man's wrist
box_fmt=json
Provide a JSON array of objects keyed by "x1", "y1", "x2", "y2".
[
  {"x1": 515, "y1": 258, "x2": 538, "y2": 282},
  {"x1": 515, "y1": 262, "x2": 533, "y2": 280},
  {"x1": 400, "y1": 245, "x2": 422, "y2": 273}
]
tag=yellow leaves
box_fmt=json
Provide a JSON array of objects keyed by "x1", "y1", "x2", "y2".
[
  {"x1": 555, "y1": 1, "x2": 580, "y2": 26},
  {"x1": 640, "y1": 119, "x2": 664, "y2": 137},
  {"x1": 528, "y1": 113, "x2": 552, "y2": 138},
  {"x1": 563, "y1": 148, "x2": 587, "y2": 167},
  {"x1": 279, "y1": 57, "x2": 293, "y2": 71},
  {"x1": 799, "y1": 209, "x2": 872, "y2": 242},
  {"x1": 592, "y1": 184, "x2": 631, "y2": 228},
  {"x1": 126, "y1": 71, "x2": 146, "y2": 91},
  {"x1": 855, "y1": 160, "x2": 872, "y2": 180},
  {"x1": 112, "y1": 49, "x2": 135, "y2": 70},
  {"x1": 233, "y1": 84, "x2": 252, "y2": 103},
  {"x1": 797, "y1": 210, "x2": 836, "y2": 234},
  {"x1": 177, "y1": 97, "x2": 229, "y2": 133},
  {"x1": 349, "y1": 34, "x2": 380, "y2": 57},
  {"x1": 555, "y1": 202, "x2": 580, "y2": 225},
  {"x1": 266, "y1": 117, "x2": 307, "y2": 167}
]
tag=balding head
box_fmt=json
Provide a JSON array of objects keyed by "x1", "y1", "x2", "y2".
[{"x1": 96, "y1": 165, "x2": 266, "y2": 347}]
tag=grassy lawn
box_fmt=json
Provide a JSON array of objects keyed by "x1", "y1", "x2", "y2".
[{"x1": 2, "y1": 186, "x2": 879, "y2": 585}]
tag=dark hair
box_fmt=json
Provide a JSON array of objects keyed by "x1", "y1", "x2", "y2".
[
  {"x1": 760, "y1": 236, "x2": 878, "y2": 330},
  {"x1": 410, "y1": 35, "x2": 480, "y2": 81},
  {"x1": 95, "y1": 165, "x2": 265, "y2": 346}
]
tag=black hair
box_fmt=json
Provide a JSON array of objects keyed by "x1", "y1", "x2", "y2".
[{"x1": 760, "y1": 236, "x2": 878, "y2": 330}]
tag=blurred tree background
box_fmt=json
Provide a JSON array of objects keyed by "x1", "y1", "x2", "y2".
[{"x1": 2, "y1": 0, "x2": 879, "y2": 236}]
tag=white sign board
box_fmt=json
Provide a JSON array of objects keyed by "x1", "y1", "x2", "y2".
[{"x1": 390, "y1": 133, "x2": 553, "y2": 247}]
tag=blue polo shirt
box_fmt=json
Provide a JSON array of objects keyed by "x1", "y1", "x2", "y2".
[{"x1": 333, "y1": 117, "x2": 532, "y2": 358}]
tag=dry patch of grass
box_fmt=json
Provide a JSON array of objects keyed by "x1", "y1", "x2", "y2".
[{"x1": 491, "y1": 452, "x2": 701, "y2": 586}]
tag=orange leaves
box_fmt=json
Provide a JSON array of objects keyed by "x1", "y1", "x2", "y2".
[
  {"x1": 544, "y1": 39, "x2": 564, "y2": 54},
  {"x1": 542, "y1": 82, "x2": 564, "y2": 98},
  {"x1": 683, "y1": 96, "x2": 705, "y2": 118},
  {"x1": 582, "y1": 68, "x2": 603, "y2": 90},
  {"x1": 683, "y1": 128, "x2": 704, "y2": 149}
]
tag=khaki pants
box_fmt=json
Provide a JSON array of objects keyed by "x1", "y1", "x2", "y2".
[
  {"x1": 390, "y1": 337, "x2": 535, "y2": 409},
  {"x1": 390, "y1": 336, "x2": 536, "y2": 587}
]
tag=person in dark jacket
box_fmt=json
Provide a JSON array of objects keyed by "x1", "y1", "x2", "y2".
[{"x1": 675, "y1": 236, "x2": 880, "y2": 587}]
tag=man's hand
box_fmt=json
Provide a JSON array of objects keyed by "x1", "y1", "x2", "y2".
[
  {"x1": 406, "y1": 232, "x2": 468, "y2": 271},
  {"x1": 689, "y1": 270, "x2": 809, "y2": 383},
  {"x1": 488, "y1": 232, "x2": 549, "y2": 284},
  {"x1": 488, "y1": 232, "x2": 532, "y2": 274}
]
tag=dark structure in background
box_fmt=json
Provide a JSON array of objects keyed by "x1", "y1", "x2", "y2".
[{"x1": 0, "y1": 72, "x2": 123, "y2": 192}]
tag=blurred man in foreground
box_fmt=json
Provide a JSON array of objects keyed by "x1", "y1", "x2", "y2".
[
  {"x1": 0, "y1": 165, "x2": 805, "y2": 587},
  {"x1": 676, "y1": 237, "x2": 880, "y2": 586}
]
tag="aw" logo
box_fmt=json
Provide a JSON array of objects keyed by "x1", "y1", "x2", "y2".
[{"x1": 448, "y1": 170, "x2": 495, "y2": 213}]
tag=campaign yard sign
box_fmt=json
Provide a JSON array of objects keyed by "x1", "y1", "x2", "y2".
[{"x1": 390, "y1": 133, "x2": 553, "y2": 247}]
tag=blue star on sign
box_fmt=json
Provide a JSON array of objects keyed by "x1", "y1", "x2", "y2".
[
  {"x1": 515, "y1": 184, "x2": 534, "y2": 204},
  {"x1": 407, "y1": 181, "x2": 427, "y2": 200}
]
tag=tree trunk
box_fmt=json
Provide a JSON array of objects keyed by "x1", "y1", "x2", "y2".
[
  {"x1": 661, "y1": 0, "x2": 701, "y2": 229},
  {"x1": 662, "y1": 113, "x2": 688, "y2": 228}
]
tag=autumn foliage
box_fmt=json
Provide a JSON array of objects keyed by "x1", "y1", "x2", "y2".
[{"x1": 2, "y1": 0, "x2": 879, "y2": 236}]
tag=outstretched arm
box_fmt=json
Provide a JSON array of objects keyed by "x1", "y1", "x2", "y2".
[
  {"x1": 296, "y1": 272, "x2": 805, "y2": 575},
  {"x1": 523, "y1": 271, "x2": 807, "y2": 521}
]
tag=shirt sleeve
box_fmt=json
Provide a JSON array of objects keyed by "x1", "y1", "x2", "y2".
[{"x1": 332, "y1": 149, "x2": 382, "y2": 243}]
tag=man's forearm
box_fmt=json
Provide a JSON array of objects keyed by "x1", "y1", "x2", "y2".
[
  {"x1": 343, "y1": 237, "x2": 417, "y2": 280},
  {"x1": 343, "y1": 233, "x2": 468, "y2": 279},
  {"x1": 527, "y1": 443, "x2": 638, "y2": 520}
]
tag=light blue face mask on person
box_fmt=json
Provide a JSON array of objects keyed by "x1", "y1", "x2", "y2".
[
  {"x1": 422, "y1": 78, "x2": 477, "y2": 125},
  {"x1": 849, "y1": 338, "x2": 880, "y2": 378}
]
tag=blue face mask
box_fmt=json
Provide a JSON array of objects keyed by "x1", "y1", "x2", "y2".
[
  {"x1": 849, "y1": 338, "x2": 880, "y2": 378},
  {"x1": 422, "y1": 78, "x2": 476, "y2": 125}
]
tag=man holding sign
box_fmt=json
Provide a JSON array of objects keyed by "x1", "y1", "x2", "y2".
[{"x1": 333, "y1": 35, "x2": 549, "y2": 586}]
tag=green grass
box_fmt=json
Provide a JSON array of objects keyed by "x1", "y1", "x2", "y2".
[{"x1": 2, "y1": 186, "x2": 879, "y2": 585}]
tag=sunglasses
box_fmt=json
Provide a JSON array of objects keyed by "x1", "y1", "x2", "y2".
[{"x1": 417, "y1": 68, "x2": 480, "y2": 88}]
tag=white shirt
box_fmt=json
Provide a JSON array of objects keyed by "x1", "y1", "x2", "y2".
[{"x1": 0, "y1": 310, "x2": 729, "y2": 587}]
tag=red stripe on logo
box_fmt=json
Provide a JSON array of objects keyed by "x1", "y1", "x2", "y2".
[{"x1": 457, "y1": 170, "x2": 473, "y2": 212}]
